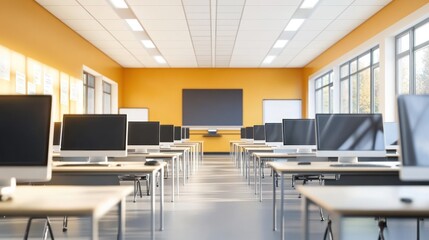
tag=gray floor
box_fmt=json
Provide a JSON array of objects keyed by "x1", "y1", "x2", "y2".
[{"x1": 0, "y1": 155, "x2": 427, "y2": 239}]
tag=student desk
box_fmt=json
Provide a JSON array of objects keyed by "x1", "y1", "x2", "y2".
[
  {"x1": 0, "y1": 185, "x2": 132, "y2": 240},
  {"x1": 236, "y1": 143, "x2": 269, "y2": 174},
  {"x1": 175, "y1": 142, "x2": 202, "y2": 172},
  {"x1": 243, "y1": 146, "x2": 274, "y2": 182},
  {"x1": 297, "y1": 185, "x2": 429, "y2": 240},
  {"x1": 161, "y1": 147, "x2": 191, "y2": 185},
  {"x1": 52, "y1": 162, "x2": 165, "y2": 239},
  {"x1": 267, "y1": 161, "x2": 399, "y2": 240},
  {"x1": 126, "y1": 152, "x2": 181, "y2": 202}
]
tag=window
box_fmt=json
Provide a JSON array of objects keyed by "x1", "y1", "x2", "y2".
[
  {"x1": 339, "y1": 46, "x2": 380, "y2": 113},
  {"x1": 314, "y1": 71, "x2": 333, "y2": 113},
  {"x1": 103, "y1": 81, "x2": 112, "y2": 114},
  {"x1": 396, "y1": 18, "x2": 429, "y2": 95},
  {"x1": 83, "y1": 72, "x2": 95, "y2": 114}
]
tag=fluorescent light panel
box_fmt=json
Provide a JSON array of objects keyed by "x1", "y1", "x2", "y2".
[
  {"x1": 273, "y1": 40, "x2": 288, "y2": 48},
  {"x1": 110, "y1": 0, "x2": 128, "y2": 9},
  {"x1": 154, "y1": 56, "x2": 166, "y2": 64},
  {"x1": 142, "y1": 40, "x2": 155, "y2": 49},
  {"x1": 125, "y1": 19, "x2": 143, "y2": 31},
  {"x1": 263, "y1": 56, "x2": 276, "y2": 64},
  {"x1": 284, "y1": 18, "x2": 305, "y2": 31},
  {"x1": 300, "y1": 0, "x2": 319, "y2": 9}
]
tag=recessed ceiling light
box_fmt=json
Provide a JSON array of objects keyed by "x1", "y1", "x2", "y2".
[
  {"x1": 125, "y1": 19, "x2": 143, "y2": 31},
  {"x1": 263, "y1": 56, "x2": 276, "y2": 64},
  {"x1": 273, "y1": 40, "x2": 289, "y2": 48},
  {"x1": 154, "y1": 56, "x2": 167, "y2": 64},
  {"x1": 284, "y1": 19, "x2": 305, "y2": 31},
  {"x1": 142, "y1": 40, "x2": 155, "y2": 49},
  {"x1": 300, "y1": 0, "x2": 319, "y2": 9},
  {"x1": 110, "y1": 0, "x2": 128, "y2": 9}
]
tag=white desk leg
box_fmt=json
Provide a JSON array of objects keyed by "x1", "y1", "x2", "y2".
[
  {"x1": 248, "y1": 152, "x2": 251, "y2": 185},
  {"x1": 160, "y1": 167, "x2": 164, "y2": 231},
  {"x1": 302, "y1": 196, "x2": 310, "y2": 240},
  {"x1": 273, "y1": 169, "x2": 277, "y2": 231},
  {"x1": 333, "y1": 214, "x2": 344, "y2": 240},
  {"x1": 184, "y1": 153, "x2": 187, "y2": 185},
  {"x1": 151, "y1": 171, "x2": 156, "y2": 240},
  {"x1": 91, "y1": 216, "x2": 99, "y2": 240},
  {"x1": 118, "y1": 197, "x2": 125, "y2": 240},
  {"x1": 280, "y1": 173, "x2": 285, "y2": 240},
  {"x1": 177, "y1": 156, "x2": 180, "y2": 195},
  {"x1": 260, "y1": 158, "x2": 263, "y2": 202},
  {"x1": 171, "y1": 158, "x2": 175, "y2": 202},
  {"x1": 254, "y1": 155, "x2": 257, "y2": 195}
]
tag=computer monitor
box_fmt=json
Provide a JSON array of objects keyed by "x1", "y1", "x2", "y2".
[
  {"x1": 265, "y1": 123, "x2": 283, "y2": 147},
  {"x1": 315, "y1": 114, "x2": 385, "y2": 163},
  {"x1": 60, "y1": 114, "x2": 128, "y2": 162},
  {"x1": 253, "y1": 125, "x2": 265, "y2": 143},
  {"x1": 245, "y1": 127, "x2": 254, "y2": 141},
  {"x1": 174, "y1": 126, "x2": 182, "y2": 143},
  {"x1": 384, "y1": 122, "x2": 399, "y2": 152},
  {"x1": 128, "y1": 121, "x2": 160, "y2": 153},
  {"x1": 182, "y1": 127, "x2": 190, "y2": 140},
  {"x1": 53, "y1": 122, "x2": 62, "y2": 153},
  {"x1": 397, "y1": 95, "x2": 429, "y2": 181},
  {"x1": 0, "y1": 95, "x2": 53, "y2": 198},
  {"x1": 160, "y1": 124, "x2": 174, "y2": 147},
  {"x1": 282, "y1": 119, "x2": 316, "y2": 153},
  {"x1": 240, "y1": 127, "x2": 246, "y2": 140}
]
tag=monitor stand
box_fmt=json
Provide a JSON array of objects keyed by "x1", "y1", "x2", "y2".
[
  {"x1": 134, "y1": 149, "x2": 149, "y2": 154},
  {"x1": 338, "y1": 156, "x2": 358, "y2": 164},
  {"x1": 0, "y1": 177, "x2": 16, "y2": 201},
  {"x1": 296, "y1": 148, "x2": 312, "y2": 154},
  {"x1": 88, "y1": 156, "x2": 108, "y2": 163}
]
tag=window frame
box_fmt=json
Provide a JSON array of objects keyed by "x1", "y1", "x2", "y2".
[
  {"x1": 83, "y1": 71, "x2": 96, "y2": 114},
  {"x1": 314, "y1": 70, "x2": 333, "y2": 113}
]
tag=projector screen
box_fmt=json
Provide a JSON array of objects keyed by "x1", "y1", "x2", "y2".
[{"x1": 182, "y1": 89, "x2": 243, "y2": 127}]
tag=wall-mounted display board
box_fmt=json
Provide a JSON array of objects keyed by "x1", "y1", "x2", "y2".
[
  {"x1": 119, "y1": 108, "x2": 149, "y2": 121},
  {"x1": 262, "y1": 99, "x2": 302, "y2": 123}
]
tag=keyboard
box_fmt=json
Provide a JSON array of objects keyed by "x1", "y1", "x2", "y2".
[{"x1": 329, "y1": 163, "x2": 391, "y2": 168}]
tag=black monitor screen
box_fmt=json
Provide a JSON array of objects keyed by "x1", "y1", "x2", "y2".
[
  {"x1": 53, "y1": 122, "x2": 62, "y2": 146},
  {"x1": 245, "y1": 127, "x2": 253, "y2": 139},
  {"x1": 240, "y1": 127, "x2": 246, "y2": 139},
  {"x1": 0, "y1": 95, "x2": 52, "y2": 166},
  {"x1": 174, "y1": 126, "x2": 182, "y2": 141},
  {"x1": 283, "y1": 119, "x2": 316, "y2": 145},
  {"x1": 160, "y1": 125, "x2": 174, "y2": 143},
  {"x1": 253, "y1": 125, "x2": 265, "y2": 141},
  {"x1": 61, "y1": 114, "x2": 127, "y2": 150},
  {"x1": 315, "y1": 114, "x2": 385, "y2": 151},
  {"x1": 185, "y1": 128, "x2": 190, "y2": 139},
  {"x1": 384, "y1": 122, "x2": 399, "y2": 146},
  {"x1": 265, "y1": 123, "x2": 283, "y2": 142},
  {"x1": 398, "y1": 95, "x2": 429, "y2": 166},
  {"x1": 128, "y1": 121, "x2": 160, "y2": 146}
]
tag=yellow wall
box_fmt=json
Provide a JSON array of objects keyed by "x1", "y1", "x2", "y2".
[
  {"x1": 0, "y1": 0, "x2": 123, "y2": 105},
  {"x1": 122, "y1": 68, "x2": 304, "y2": 152},
  {"x1": 302, "y1": 0, "x2": 429, "y2": 116}
]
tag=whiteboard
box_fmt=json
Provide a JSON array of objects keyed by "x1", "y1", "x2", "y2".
[
  {"x1": 119, "y1": 108, "x2": 148, "y2": 121},
  {"x1": 263, "y1": 99, "x2": 301, "y2": 123}
]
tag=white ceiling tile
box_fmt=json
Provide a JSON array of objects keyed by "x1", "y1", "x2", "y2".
[
  {"x1": 352, "y1": 0, "x2": 392, "y2": 6},
  {"x1": 42, "y1": 5, "x2": 93, "y2": 19},
  {"x1": 61, "y1": 19, "x2": 104, "y2": 31},
  {"x1": 150, "y1": 31, "x2": 191, "y2": 41},
  {"x1": 217, "y1": 31, "x2": 237, "y2": 36},
  {"x1": 245, "y1": 0, "x2": 301, "y2": 5},
  {"x1": 91, "y1": 40, "x2": 124, "y2": 49},
  {"x1": 338, "y1": 5, "x2": 384, "y2": 20},
  {"x1": 160, "y1": 49, "x2": 196, "y2": 55},
  {"x1": 300, "y1": 19, "x2": 332, "y2": 31},
  {"x1": 217, "y1": 0, "x2": 246, "y2": 5},
  {"x1": 181, "y1": 0, "x2": 209, "y2": 6},
  {"x1": 128, "y1": 0, "x2": 182, "y2": 6},
  {"x1": 239, "y1": 20, "x2": 287, "y2": 31},
  {"x1": 98, "y1": 19, "x2": 129, "y2": 31},
  {"x1": 310, "y1": 5, "x2": 348, "y2": 20},
  {"x1": 83, "y1": 6, "x2": 120, "y2": 19},
  {"x1": 326, "y1": 19, "x2": 363, "y2": 31},
  {"x1": 155, "y1": 41, "x2": 194, "y2": 49},
  {"x1": 188, "y1": 19, "x2": 211, "y2": 26},
  {"x1": 119, "y1": 40, "x2": 145, "y2": 49},
  {"x1": 110, "y1": 31, "x2": 139, "y2": 41},
  {"x1": 217, "y1": 5, "x2": 244, "y2": 13},
  {"x1": 133, "y1": 6, "x2": 186, "y2": 20},
  {"x1": 142, "y1": 20, "x2": 189, "y2": 31},
  {"x1": 320, "y1": 0, "x2": 354, "y2": 6},
  {"x1": 186, "y1": 13, "x2": 211, "y2": 20},
  {"x1": 36, "y1": 0, "x2": 78, "y2": 6},
  {"x1": 242, "y1": 6, "x2": 296, "y2": 20},
  {"x1": 293, "y1": 31, "x2": 321, "y2": 41},
  {"x1": 184, "y1": 5, "x2": 210, "y2": 13},
  {"x1": 314, "y1": 30, "x2": 346, "y2": 42},
  {"x1": 77, "y1": 30, "x2": 116, "y2": 41},
  {"x1": 217, "y1": 25, "x2": 239, "y2": 31},
  {"x1": 236, "y1": 31, "x2": 279, "y2": 41},
  {"x1": 76, "y1": 0, "x2": 107, "y2": 5}
]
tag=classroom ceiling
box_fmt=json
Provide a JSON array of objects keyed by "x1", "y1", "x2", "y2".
[{"x1": 35, "y1": 0, "x2": 391, "y2": 68}]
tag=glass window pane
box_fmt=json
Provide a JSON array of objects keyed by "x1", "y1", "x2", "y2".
[
  {"x1": 415, "y1": 21, "x2": 429, "y2": 46},
  {"x1": 329, "y1": 85, "x2": 333, "y2": 113},
  {"x1": 340, "y1": 79, "x2": 349, "y2": 113},
  {"x1": 415, "y1": 45, "x2": 429, "y2": 94},
  {"x1": 87, "y1": 88, "x2": 95, "y2": 114},
  {"x1": 397, "y1": 33, "x2": 410, "y2": 53},
  {"x1": 315, "y1": 78, "x2": 321, "y2": 89},
  {"x1": 103, "y1": 81, "x2": 111, "y2": 93},
  {"x1": 358, "y1": 68, "x2": 371, "y2": 113},
  {"x1": 322, "y1": 86, "x2": 329, "y2": 113},
  {"x1": 358, "y1": 52, "x2": 371, "y2": 69},
  {"x1": 373, "y1": 48, "x2": 380, "y2": 64},
  {"x1": 322, "y1": 74, "x2": 329, "y2": 86},
  {"x1": 351, "y1": 74, "x2": 358, "y2": 113},
  {"x1": 87, "y1": 75, "x2": 95, "y2": 87},
  {"x1": 315, "y1": 90, "x2": 322, "y2": 113},
  {"x1": 103, "y1": 92, "x2": 111, "y2": 114},
  {"x1": 397, "y1": 55, "x2": 410, "y2": 94},
  {"x1": 340, "y1": 64, "x2": 349, "y2": 78},
  {"x1": 350, "y1": 60, "x2": 358, "y2": 74},
  {"x1": 374, "y1": 67, "x2": 381, "y2": 113}
]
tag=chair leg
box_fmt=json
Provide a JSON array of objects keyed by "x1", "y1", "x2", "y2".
[
  {"x1": 24, "y1": 217, "x2": 33, "y2": 239},
  {"x1": 133, "y1": 179, "x2": 138, "y2": 202},
  {"x1": 137, "y1": 179, "x2": 143, "y2": 198},
  {"x1": 377, "y1": 218, "x2": 387, "y2": 240},
  {"x1": 62, "y1": 216, "x2": 68, "y2": 232},
  {"x1": 323, "y1": 218, "x2": 334, "y2": 240},
  {"x1": 43, "y1": 217, "x2": 55, "y2": 240},
  {"x1": 146, "y1": 175, "x2": 151, "y2": 196}
]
